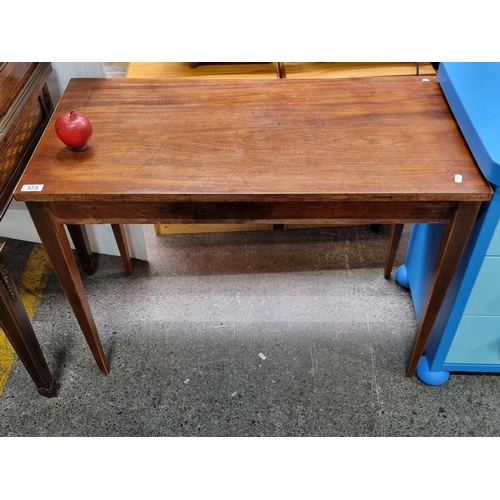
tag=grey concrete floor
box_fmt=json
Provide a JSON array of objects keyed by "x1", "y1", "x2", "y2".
[{"x1": 1, "y1": 223, "x2": 499, "y2": 436}]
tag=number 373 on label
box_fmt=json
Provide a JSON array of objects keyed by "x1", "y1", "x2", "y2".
[{"x1": 20, "y1": 184, "x2": 44, "y2": 192}]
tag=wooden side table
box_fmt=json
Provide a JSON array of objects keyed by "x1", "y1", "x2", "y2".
[{"x1": 14, "y1": 77, "x2": 492, "y2": 380}]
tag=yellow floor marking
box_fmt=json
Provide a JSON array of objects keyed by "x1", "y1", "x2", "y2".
[
  {"x1": 0, "y1": 331, "x2": 16, "y2": 392},
  {"x1": 0, "y1": 244, "x2": 53, "y2": 395}
]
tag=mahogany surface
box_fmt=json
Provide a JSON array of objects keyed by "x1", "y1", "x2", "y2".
[
  {"x1": 0, "y1": 63, "x2": 38, "y2": 116},
  {"x1": 14, "y1": 76, "x2": 492, "y2": 378},
  {"x1": 15, "y1": 77, "x2": 491, "y2": 204}
]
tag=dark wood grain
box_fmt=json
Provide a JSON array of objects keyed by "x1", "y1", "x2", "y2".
[
  {"x1": 15, "y1": 77, "x2": 491, "y2": 204},
  {"x1": 0, "y1": 63, "x2": 37, "y2": 116},
  {"x1": 51, "y1": 200, "x2": 458, "y2": 225}
]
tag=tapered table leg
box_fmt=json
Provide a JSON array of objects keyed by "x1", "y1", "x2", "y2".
[
  {"x1": 111, "y1": 224, "x2": 133, "y2": 276},
  {"x1": 26, "y1": 202, "x2": 109, "y2": 375},
  {"x1": 276, "y1": 62, "x2": 286, "y2": 79},
  {"x1": 406, "y1": 202, "x2": 482, "y2": 377},
  {"x1": 69, "y1": 223, "x2": 132, "y2": 276},
  {"x1": 384, "y1": 224, "x2": 404, "y2": 279},
  {"x1": 67, "y1": 224, "x2": 97, "y2": 275},
  {"x1": 0, "y1": 243, "x2": 55, "y2": 396}
]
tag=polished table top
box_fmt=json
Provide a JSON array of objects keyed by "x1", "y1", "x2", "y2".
[
  {"x1": 12, "y1": 76, "x2": 493, "y2": 380},
  {"x1": 15, "y1": 77, "x2": 491, "y2": 204}
]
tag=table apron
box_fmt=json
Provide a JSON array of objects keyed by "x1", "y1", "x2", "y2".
[{"x1": 48, "y1": 200, "x2": 460, "y2": 225}]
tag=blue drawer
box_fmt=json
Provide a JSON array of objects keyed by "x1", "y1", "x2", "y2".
[
  {"x1": 445, "y1": 316, "x2": 500, "y2": 364},
  {"x1": 463, "y1": 257, "x2": 500, "y2": 316},
  {"x1": 486, "y1": 217, "x2": 500, "y2": 256}
]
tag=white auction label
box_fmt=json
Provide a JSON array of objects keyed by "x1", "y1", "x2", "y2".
[{"x1": 21, "y1": 184, "x2": 44, "y2": 192}]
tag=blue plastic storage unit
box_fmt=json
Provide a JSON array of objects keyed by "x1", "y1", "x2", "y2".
[{"x1": 397, "y1": 62, "x2": 500, "y2": 385}]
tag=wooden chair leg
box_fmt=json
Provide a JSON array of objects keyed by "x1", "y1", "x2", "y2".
[
  {"x1": 68, "y1": 224, "x2": 133, "y2": 276},
  {"x1": 111, "y1": 224, "x2": 133, "y2": 276},
  {"x1": 384, "y1": 224, "x2": 404, "y2": 279},
  {"x1": 276, "y1": 62, "x2": 286, "y2": 79},
  {"x1": 67, "y1": 224, "x2": 97, "y2": 275}
]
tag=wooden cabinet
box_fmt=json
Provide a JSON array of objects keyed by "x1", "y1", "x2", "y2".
[
  {"x1": 0, "y1": 63, "x2": 53, "y2": 218},
  {"x1": 0, "y1": 62, "x2": 56, "y2": 395}
]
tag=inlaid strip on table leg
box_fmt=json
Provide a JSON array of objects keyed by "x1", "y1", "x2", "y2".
[
  {"x1": 0, "y1": 243, "x2": 55, "y2": 396},
  {"x1": 26, "y1": 202, "x2": 109, "y2": 375},
  {"x1": 406, "y1": 201, "x2": 482, "y2": 377},
  {"x1": 384, "y1": 224, "x2": 405, "y2": 279},
  {"x1": 111, "y1": 224, "x2": 133, "y2": 276}
]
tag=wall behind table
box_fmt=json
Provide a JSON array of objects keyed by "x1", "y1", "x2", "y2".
[{"x1": 0, "y1": 63, "x2": 148, "y2": 261}]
